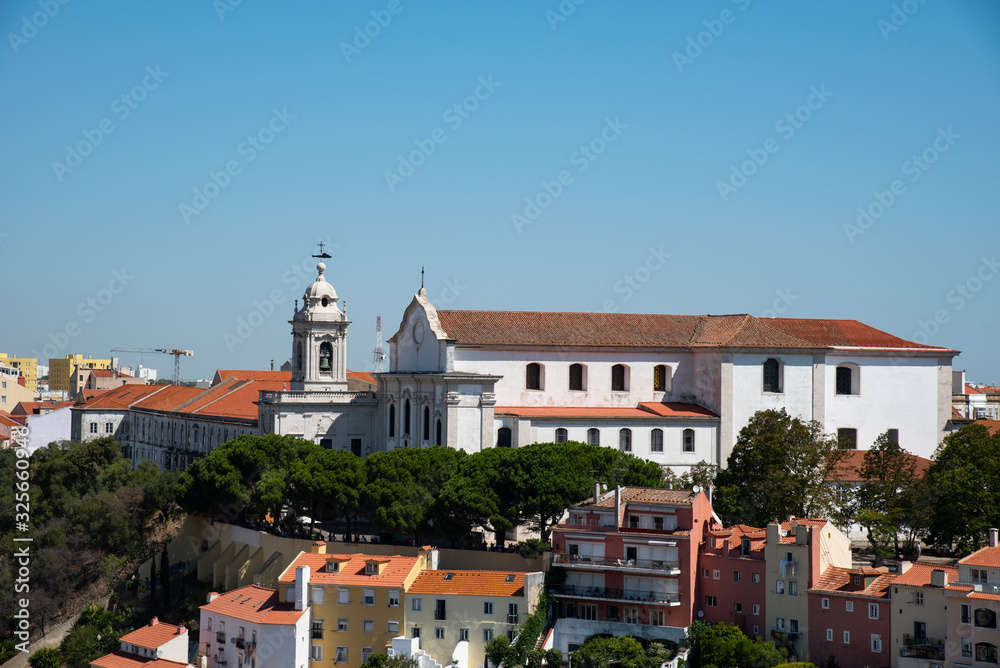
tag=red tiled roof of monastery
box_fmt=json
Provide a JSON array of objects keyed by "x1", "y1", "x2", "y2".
[
  {"x1": 75, "y1": 385, "x2": 164, "y2": 410},
  {"x1": 433, "y1": 311, "x2": 954, "y2": 351},
  {"x1": 214, "y1": 370, "x2": 292, "y2": 384},
  {"x1": 893, "y1": 563, "x2": 959, "y2": 587},
  {"x1": 826, "y1": 449, "x2": 933, "y2": 483},
  {"x1": 133, "y1": 385, "x2": 203, "y2": 411},
  {"x1": 200, "y1": 585, "x2": 307, "y2": 625},
  {"x1": 408, "y1": 570, "x2": 526, "y2": 597},
  {"x1": 347, "y1": 370, "x2": 377, "y2": 385},
  {"x1": 120, "y1": 618, "x2": 185, "y2": 648},
  {"x1": 494, "y1": 405, "x2": 716, "y2": 420}
]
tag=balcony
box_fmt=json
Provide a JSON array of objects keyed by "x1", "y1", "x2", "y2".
[
  {"x1": 552, "y1": 584, "x2": 681, "y2": 605},
  {"x1": 235, "y1": 638, "x2": 246, "y2": 650},
  {"x1": 553, "y1": 553, "x2": 681, "y2": 575},
  {"x1": 216, "y1": 632, "x2": 225, "y2": 644},
  {"x1": 899, "y1": 636, "x2": 944, "y2": 660}
]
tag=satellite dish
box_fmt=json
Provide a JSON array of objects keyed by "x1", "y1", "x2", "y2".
[
  {"x1": 697, "y1": 610, "x2": 705, "y2": 618},
  {"x1": 779, "y1": 529, "x2": 788, "y2": 537},
  {"x1": 692, "y1": 485, "x2": 702, "y2": 494}
]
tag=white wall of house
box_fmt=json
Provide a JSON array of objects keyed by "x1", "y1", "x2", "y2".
[
  {"x1": 25, "y1": 406, "x2": 72, "y2": 453},
  {"x1": 200, "y1": 607, "x2": 309, "y2": 668}
]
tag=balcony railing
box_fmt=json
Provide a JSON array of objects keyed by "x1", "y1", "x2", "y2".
[
  {"x1": 552, "y1": 584, "x2": 680, "y2": 604},
  {"x1": 235, "y1": 638, "x2": 245, "y2": 650},
  {"x1": 900, "y1": 635, "x2": 944, "y2": 659},
  {"x1": 553, "y1": 553, "x2": 680, "y2": 572},
  {"x1": 216, "y1": 632, "x2": 225, "y2": 644}
]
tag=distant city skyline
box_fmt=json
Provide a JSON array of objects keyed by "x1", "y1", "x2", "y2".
[{"x1": 2, "y1": 1, "x2": 998, "y2": 382}]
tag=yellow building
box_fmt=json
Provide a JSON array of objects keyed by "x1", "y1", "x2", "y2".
[
  {"x1": 278, "y1": 543, "x2": 431, "y2": 668},
  {"x1": 0, "y1": 354, "x2": 38, "y2": 392},
  {"x1": 49, "y1": 354, "x2": 112, "y2": 393}
]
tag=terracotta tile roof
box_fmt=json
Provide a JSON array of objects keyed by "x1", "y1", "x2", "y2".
[
  {"x1": 975, "y1": 420, "x2": 1000, "y2": 436},
  {"x1": 434, "y1": 311, "x2": 952, "y2": 352},
  {"x1": 200, "y1": 585, "x2": 307, "y2": 625},
  {"x1": 133, "y1": 385, "x2": 204, "y2": 411},
  {"x1": 969, "y1": 591, "x2": 1000, "y2": 601},
  {"x1": 583, "y1": 486, "x2": 697, "y2": 508},
  {"x1": 278, "y1": 553, "x2": 421, "y2": 588},
  {"x1": 91, "y1": 652, "x2": 188, "y2": 668},
  {"x1": 946, "y1": 584, "x2": 975, "y2": 592},
  {"x1": 183, "y1": 379, "x2": 287, "y2": 420},
  {"x1": 0, "y1": 413, "x2": 19, "y2": 428},
  {"x1": 705, "y1": 524, "x2": 767, "y2": 552},
  {"x1": 120, "y1": 619, "x2": 186, "y2": 648},
  {"x1": 893, "y1": 563, "x2": 959, "y2": 587},
  {"x1": 960, "y1": 544, "x2": 1000, "y2": 568},
  {"x1": 89, "y1": 369, "x2": 131, "y2": 378},
  {"x1": 13, "y1": 401, "x2": 73, "y2": 415},
  {"x1": 952, "y1": 407, "x2": 972, "y2": 421},
  {"x1": 966, "y1": 384, "x2": 984, "y2": 395},
  {"x1": 213, "y1": 370, "x2": 292, "y2": 385},
  {"x1": 493, "y1": 405, "x2": 708, "y2": 420},
  {"x1": 347, "y1": 370, "x2": 377, "y2": 385},
  {"x1": 407, "y1": 570, "x2": 527, "y2": 597},
  {"x1": 637, "y1": 402, "x2": 719, "y2": 418},
  {"x1": 810, "y1": 566, "x2": 895, "y2": 598},
  {"x1": 826, "y1": 450, "x2": 932, "y2": 483},
  {"x1": 75, "y1": 385, "x2": 165, "y2": 410}
]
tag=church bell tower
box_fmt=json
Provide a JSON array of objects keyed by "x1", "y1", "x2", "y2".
[{"x1": 290, "y1": 261, "x2": 350, "y2": 392}]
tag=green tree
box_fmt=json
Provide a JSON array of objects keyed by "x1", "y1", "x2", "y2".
[
  {"x1": 925, "y1": 424, "x2": 1000, "y2": 553},
  {"x1": 570, "y1": 636, "x2": 647, "y2": 668},
  {"x1": 28, "y1": 647, "x2": 62, "y2": 668},
  {"x1": 688, "y1": 622, "x2": 786, "y2": 668},
  {"x1": 359, "y1": 655, "x2": 419, "y2": 668},
  {"x1": 516, "y1": 442, "x2": 596, "y2": 543},
  {"x1": 485, "y1": 635, "x2": 511, "y2": 667},
  {"x1": 853, "y1": 432, "x2": 918, "y2": 564},
  {"x1": 290, "y1": 448, "x2": 364, "y2": 534},
  {"x1": 713, "y1": 410, "x2": 847, "y2": 527},
  {"x1": 437, "y1": 446, "x2": 525, "y2": 546}
]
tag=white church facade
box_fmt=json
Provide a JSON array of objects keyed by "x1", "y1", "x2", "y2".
[{"x1": 377, "y1": 288, "x2": 957, "y2": 467}]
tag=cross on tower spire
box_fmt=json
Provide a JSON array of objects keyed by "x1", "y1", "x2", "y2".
[
  {"x1": 421, "y1": 266, "x2": 425, "y2": 289},
  {"x1": 313, "y1": 241, "x2": 331, "y2": 259}
]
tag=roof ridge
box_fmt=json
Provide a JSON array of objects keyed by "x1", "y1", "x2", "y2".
[{"x1": 186, "y1": 379, "x2": 249, "y2": 414}]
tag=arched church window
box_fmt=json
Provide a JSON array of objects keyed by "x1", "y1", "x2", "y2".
[
  {"x1": 389, "y1": 404, "x2": 395, "y2": 437},
  {"x1": 296, "y1": 341, "x2": 303, "y2": 371},
  {"x1": 404, "y1": 399, "x2": 411, "y2": 435},
  {"x1": 436, "y1": 419, "x2": 442, "y2": 445},
  {"x1": 319, "y1": 342, "x2": 333, "y2": 373},
  {"x1": 497, "y1": 427, "x2": 512, "y2": 448},
  {"x1": 423, "y1": 406, "x2": 430, "y2": 441}
]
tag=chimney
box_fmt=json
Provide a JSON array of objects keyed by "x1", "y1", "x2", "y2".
[
  {"x1": 207, "y1": 592, "x2": 219, "y2": 603},
  {"x1": 795, "y1": 525, "x2": 808, "y2": 545},
  {"x1": 615, "y1": 485, "x2": 622, "y2": 530},
  {"x1": 150, "y1": 617, "x2": 158, "y2": 626},
  {"x1": 176, "y1": 626, "x2": 186, "y2": 636},
  {"x1": 931, "y1": 569, "x2": 948, "y2": 588},
  {"x1": 900, "y1": 561, "x2": 913, "y2": 574},
  {"x1": 990, "y1": 528, "x2": 998, "y2": 547},
  {"x1": 311, "y1": 541, "x2": 327, "y2": 554},
  {"x1": 295, "y1": 565, "x2": 310, "y2": 611},
  {"x1": 593, "y1": 482, "x2": 601, "y2": 504}
]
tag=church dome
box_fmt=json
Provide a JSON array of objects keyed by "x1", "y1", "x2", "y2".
[{"x1": 304, "y1": 262, "x2": 338, "y2": 304}]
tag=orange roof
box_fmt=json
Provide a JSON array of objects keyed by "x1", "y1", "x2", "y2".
[
  {"x1": 408, "y1": 570, "x2": 527, "y2": 597},
  {"x1": 810, "y1": 566, "x2": 895, "y2": 598},
  {"x1": 432, "y1": 311, "x2": 954, "y2": 352},
  {"x1": 0, "y1": 413, "x2": 19, "y2": 428},
  {"x1": 893, "y1": 563, "x2": 959, "y2": 587},
  {"x1": 213, "y1": 370, "x2": 292, "y2": 385},
  {"x1": 494, "y1": 405, "x2": 704, "y2": 420},
  {"x1": 120, "y1": 619, "x2": 186, "y2": 648},
  {"x1": 581, "y1": 486, "x2": 698, "y2": 508},
  {"x1": 638, "y1": 402, "x2": 719, "y2": 418},
  {"x1": 13, "y1": 401, "x2": 73, "y2": 415},
  {"x1": 965, "y1": 384, "x2": 984, "y2": 394},
  {"x1": 975, "y1": 420, "x2": 1000, "y2": 435},
  {"x1": 347, "y1": 370, "x2": 377, "y2": 385},
  {"x1": 969, "y1": 591, "x2": 1000, "y2": 601},
  {"x1": 134, "y1": 385, "x2": 203, "y2": 411},
  {"x1": 279, "y1": 552, "x2": 421, "y2": 587},
  {"x1": 91, "y1": 653, "x2": 188, "y2": 668},
  {"x1": 952, "y1": 407, "x2": 973, "y2": 421},
  {"x1": 960, "y1": 544, "x2": 1000, "y2": 568},
  {"x1": 183, "y1": 379, "x2": 287, "y2": 420},
  {"x1": 704, "y1": 524, "x2": 767, "y2": 553},
  {"x1": 826, "y1": 449, "x2": 932, "y2": 483},
  {"x1": 75, "y1": 385, "x2": 165, "y2": 410},
  {"x1": 200, "y1": 585, "x2": 307, "y2": 625}
]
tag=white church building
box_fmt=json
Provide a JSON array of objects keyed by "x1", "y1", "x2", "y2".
[{"x1": 376, "y1": 286, "x2": 957, "y2": 468}]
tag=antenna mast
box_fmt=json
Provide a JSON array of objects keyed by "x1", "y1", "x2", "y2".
[{"x1": 373, "y1": 314, "x2": 385, "y2": 373}]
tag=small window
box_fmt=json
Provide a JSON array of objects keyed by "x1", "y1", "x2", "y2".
[
  {"x1": 821, "y1": 597, "x2": 829, "y2": 609},
  {"x1": 363, "y1": 620, "x2": 374, "y2": 632},
  {"x1": 826, "y1": 628, "x2": 833, "y2": 641},
  {"x1": 507, "y1": 603, "x2": 519, "y2": 624},
  {"x1": 961, "y1": 603, "x2": 971, "y2": 624},
  {"x1": 752, "y1": 573, "x2": 760, "y2": 584},
  {"x1": 389, "y1": 590, "x2": 400, "y2": 607},
  {"x1": 337, "y1": 588, "x2": 349, "y2": 604},
  {"x1": 844, "y1": 631, "x2": 850, "y2": 644},
  {"x1": 650, "y1": 428, "x2": 663, "y2": 452},
  {"x1": 423, "y1": 406, "x2": 430, "y2": 441},
  {"x1": 388, "y1": 404, "x2": 395, "y2": 437},
  {"x1": 555, "y1": 427, "x2": 568, "y2": 444},
  {"x1": 763, "y1": 358, "x2": 782, "y2": 393},
  {"x1": 972, "y1": 568, "x2": 988, "y2": 584},
  {"x1": 734, "y1": 571, "x2": 742, "y2": 582},
  {"x1": 587, "y1": 428, "x2": 600, "y2": 446},
  {"x1": 790, "y1": 619, "x2": 799, "y2": 633},
  {"x1": 775, "y1": 617, "x2": 785, "y2": 631},
  {"x1": 752, "y1": 625, "x2": 759, "y2": 636},
  {"x1": 975, "y1": 608, "x2": 998, "y2": 629},
  {"x1": 963, "y1": 637, "x2": 973, "y2": 658},
  {"x1": 619, "y1": 428, "x2": 632, "y2": 452},
  {"x1": 683, "y1": 429, "x2": 695, "y2": 452},
  {"x1": 483, "y1": 629, "x2": 493, "y2": 643},
  {"x1": 734, "y1": 602, "x2": 742, "y2": 613},
  {"x1": 526, "y1": 363, "x2": 543, "y2": 390},
  {"x1": 789, "y1": 581, "x2": 798, "y2": 596},
  {"x1": 653, "y1": 364, "x2": 669, "y2": 392},
  {"x1": 977, "y1": 643, "x2": 998, "y2": 664},
  {"x1": 752, "y1": 604, "x2": 760, "y2": 615},
  {"x1": 104, "y1": 422, "x2": 114, "y2": 433},
  {"x1": 404, "y1": 399, "x2": 411, "y2": 435},
  {"x1": 611, "y1": 364, "x2": 629, "y2": 391},
  {"x1": 705, "y1": 596, "x2": 717, "y2": 607},
  {"x1": 838, "y1": 428, "x2": 858, "y2": 450},
  {"x1": 312, "y1": 586, "x2": 324, "y2": 604},
  {"x1": 362, "y1": 648, "x2": 374, "y2": 664},
  {"x1": 871, "y1": 634, "x2": 882, "y2": 653},
  {"x1": 387, "y1": 621, "x2": 399, "y2": 635},
  {"x1": 435, "y1": 418, "x2": 442, "y2": 445},
  {"x1": 846, "y1": 600, "x2": 854, "y2": 612},
  {"x1": 702, "y1": 569, "x2": 709, "y2": 578},
  {"x1": 484, "y1": 601, "x2": 493, "y2": 615},
  {"x1": 460, "y1": 628, "x2": 469, "y2": 642},
  {"x1": 90, "y1": 423, "x2": 98, "y2": 434},
  {"x1": 868, "y1": 603, "x2": 879, "y2": 619},
  {"x1": 569, "y1": 364, "x2": 585, "y2": 391},
  {"x1": 713, "y1": 569, "x2": 720, "y2": 580},
  {"x1": 776, "y1": 580, "x2": 785, "y2": 595},
  {"x1": 412, "y1": 598, "x2": 422, "y2": 611},
  {"x1": 915, "y1": 591, "x2": 924, "y2": 606},
  {"x1": 435, "y1": 628, "x2": 445, "y2": 640},
  {"x1": 319, "y1": 342, "x2": 333, "y2": 373},
  {"x1": 335, "y1": 647, "x2": 348, "y2": 664},
  {"x1": 337, "y1": 619, "x2": 348, "y2": 632},
  {"x1": 363, "y1": 589, "x2": 375, "y2": 606},
  {"x1": 836, "y1": 364, "x2": 859, "y2": 395},
  {"x1": 435, "y1": 599, "x2": 446, "y2": 621},
  {"x1": 496, "y1": 427, "x2": 512, "y2": 448},
  {"x1": 310, "y1": 646, "x2": 322, "y2": 662}
]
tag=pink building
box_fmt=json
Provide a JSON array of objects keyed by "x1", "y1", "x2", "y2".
[
  {"x1": 549, "y1": 486, "x2": 714, "y2": 653},
  {"x1": 697, "y1": 524, "x2": 767, "y2": 636},
  {"x1": 807, "y1": 566, "x2": 896, "y2": 668}
]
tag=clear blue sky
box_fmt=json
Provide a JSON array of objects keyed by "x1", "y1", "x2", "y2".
[{"x1": 2, "y1": 1, "x2": 998, "y2": 382}]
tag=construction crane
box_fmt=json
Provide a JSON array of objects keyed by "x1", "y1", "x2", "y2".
[{"x1": 110, "y1": 348, "x2": 193, "y2": 385}]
